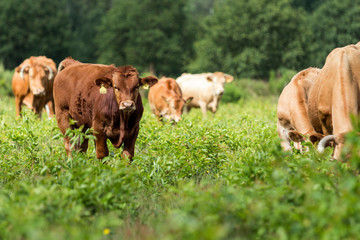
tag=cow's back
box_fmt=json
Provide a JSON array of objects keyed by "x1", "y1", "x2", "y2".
[
  {"x1": 54, "y1": 64, "x2": 115, "y2": 125},
  {"x1": 277, "y1": 67, "x2": 320, "y2": 133},
  {"x1": 308, "y1": 44, "x2": 360, "y2": 134},
  {"x1": 176, "y1": 73, "x2": 212, "y2": 107}
]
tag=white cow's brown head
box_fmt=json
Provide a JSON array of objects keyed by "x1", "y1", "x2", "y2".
[{"x1": 206, "y1": 72, "x2": 234, "y2": 96}]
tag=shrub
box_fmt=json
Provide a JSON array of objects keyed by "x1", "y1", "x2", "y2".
[{"x1": 0, "y1": 64, "x2": 13, "y2": 97}]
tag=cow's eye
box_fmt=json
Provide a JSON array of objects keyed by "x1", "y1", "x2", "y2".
[{"x1": 114, "y1": 86, "x2": 119, "y2": 90}]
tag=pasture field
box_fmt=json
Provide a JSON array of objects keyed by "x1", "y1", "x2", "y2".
[{"x1": 0, "y1": 90, "x2": 359, "y2": 240}]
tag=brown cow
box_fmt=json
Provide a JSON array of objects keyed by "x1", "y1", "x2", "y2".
[
  {"x1": 308, "y1": 43, "x2": 360, "y2": 159},
  {"x1": 57, "y1": 56, "x2": 82, "y2": 72},
  {"x1": 53, "y1": 58, "x2": 158, "y2": 160},
  {"x1": 12, "y1": 56, "x2": 57, "y2": 118},
  {"x1": 148, "y1": 77, "x2": 192, "y2": 123},
  {"x1": 277, "y1": 67, "x2": 324, "y2": 151}
]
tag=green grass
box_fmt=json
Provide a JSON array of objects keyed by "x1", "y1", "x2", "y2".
[{"x1": 0, "y1": 90, "x2": 359, "y2": 240}]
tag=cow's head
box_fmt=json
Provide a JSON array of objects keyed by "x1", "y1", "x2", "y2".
[
  {"x1": 95, "y1": 66, "x2": 158, "y2": 113},
  {"x1": 206, "y1": 72, "x2": 234, "y2": 96},
  {"x1": 161, "y1": 96, "x2": 193, "y2": 123},
  {"x1": 18, "y1": 63, "x2": 54, "y2": 96}
]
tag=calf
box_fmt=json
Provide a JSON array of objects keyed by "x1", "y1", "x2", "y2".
[
  {"x1": 53, "y1": 59, "x2": 158, "y2": 160},
  {"x1": 148, "y1": 77, "x2": 192, "y2": 123},
  {"x1": 176, "y1": 72, "x2": 233, "y2": 116}
]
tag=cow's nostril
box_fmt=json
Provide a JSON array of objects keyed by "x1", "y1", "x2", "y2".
[{"x1": 120, "y1": 101, "x2": 135, "y2": 111}]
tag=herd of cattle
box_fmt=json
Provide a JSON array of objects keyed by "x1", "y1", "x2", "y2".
[{"x1": 10, "y1": 42, "x2": 360, "y2": 161}]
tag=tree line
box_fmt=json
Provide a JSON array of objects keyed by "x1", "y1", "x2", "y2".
[{"x1": 0, "y1": 0, "x2": 360, "y2": 79}]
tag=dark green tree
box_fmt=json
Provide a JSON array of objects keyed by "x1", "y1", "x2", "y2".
[
  {"x1": 187, "y1": 0, "x2": 308, "y2": 79},
  {"x1": 66, "y1": 0, "x2": 112, "y2": 62},
  {"x1": 307, "y1": 0, "x2": 360, "y2": 67},
  {"x1": 291, "y1": 0, "x2": 326, "y2": 12},
  {"x1": 96, "y1": 0, "x2": 192, "y2": 77},
  {"x1": 0, "y1": 0, "x2": 71, "y2": 69}
]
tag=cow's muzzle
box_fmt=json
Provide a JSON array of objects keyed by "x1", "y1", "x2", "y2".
[
  {"x1": 33, "y1": 88, "x2": 45, "y2": 96},
  {"x1": 119, "y1": 100, "x2": 136, "y2": 112}
]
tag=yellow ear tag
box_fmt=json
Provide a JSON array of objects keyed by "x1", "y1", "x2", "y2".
[
  {"x1": 142, "y1": 84, "x2": 149, "y2": 89},
  {"x1": 99, "y1": 84, "x2": 107, "y2": 94}
]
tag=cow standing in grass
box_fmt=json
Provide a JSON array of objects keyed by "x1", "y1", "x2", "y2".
[
  {"x1": 176, "y1": 72, "x2": 233, "y2": 116},
  {"x1": 53, "y1": 58, "x2": 158, "y2": 160},
  {"x1": 277, "y1": 67, "x2": 324, "y2": 151},
  {"x1": 12, "y1": 56, "x2": 56, "y2": 118}
]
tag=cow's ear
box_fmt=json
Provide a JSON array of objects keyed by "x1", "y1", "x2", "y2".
[
  {"x1": 15, "y1": 66, "x2": 21, "y2": 73},
  {"x1": 288, "y1": 130, "x2": 304, "y2": 142},
  {"x1": 140, "y1": 76, "x2": 158, "y2": 87},
  {"x1": 95, "y1": 77, "x2": 112, "y2": 88},
  {"x1": 206, "y1": 76, "x2": 213, "y2": 82},
  {"x1": 184, "y1": 97, "x2": 193, "y2": 104},
  {"x1": 309, "y1": 133, "x2": 324, "y2": 145},
  {"x1": 225, "y1": 74, "x2": 234, "y2": 83}
]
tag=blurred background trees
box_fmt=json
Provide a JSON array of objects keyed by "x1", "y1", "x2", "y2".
[{"x1": 0, "y1": 0, "x2": 360, "y2": 79}]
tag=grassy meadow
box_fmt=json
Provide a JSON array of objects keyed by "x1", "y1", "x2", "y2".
[{"x1": 0, "y1": 80, "x2": 360, "y2": 240}]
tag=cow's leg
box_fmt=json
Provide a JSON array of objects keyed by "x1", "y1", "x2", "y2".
[
  {"x1": 277, "y1": 123, "x2": 292, "y2": 151},
  {"x1": 79, "y1": 138, "x2": 89, "y2": 153},
  {"x1": 95, "y1": 133, "x2": 109, "y2": 159},
  {"x1": 15, "y1": 95, "x2": 25, "y2": 117},
  {"x1": 64, "y1": 137, "x2": 71, "y2": 156},
  {"x1": 122, "y1": 125, "x2": 139, "y2": 161},
  {"x1": 199, "y1": 102, "x2": 207, "y2": 116},
  {"x1": 210, "y1": 99, "x2": 218, "y2": 114},
  {"x1": 34, "y1": 104, "x2": 43, "y2": 118},
  {"x1": 45, "y1": 100, "x2": 55, "y2": 118},
  {"x1": 74, "y1": 129, "x2": 89, "y2": 153},
  {"x1": 56, "y1": 108, "x2": 72, "y2": 156},
  {"x1": 331, "y1": 76, "x2": 357, "y2": 160}
]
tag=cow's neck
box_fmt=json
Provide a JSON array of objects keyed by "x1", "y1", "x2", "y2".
[{"x1": 113, "y1": 111, "x2": 132, "y2": 148}]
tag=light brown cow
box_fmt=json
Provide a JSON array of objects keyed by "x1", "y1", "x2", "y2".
[
  {"x1": 12, "y1": 56, "x2": 57, "y2": 118},
  {"x1": 308, "y1": 42, "x2": 360, "y2": 159},
  {"x1": 277, "y1": 67, "x2": 324, "y2": 151},
  {"x1": 53, "y1": 58, "x2": 158, "y2": 160},
  {"x1": 176, "y1": 72, "x2": 233, "y2": 116},
  {"x1": 148, "y1": 77, "x2": 192, "y2": 123}
]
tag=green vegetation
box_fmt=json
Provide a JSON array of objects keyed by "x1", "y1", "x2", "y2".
[
  {"x1": 0, "y1": 0, "x2": 360, "y2": 238},
  {"x1": 0, "y1": 64, "x2": 13, "y2": 96},
  {"x1": 1, "y1": 86, "x2": 359, "y2": 239}
]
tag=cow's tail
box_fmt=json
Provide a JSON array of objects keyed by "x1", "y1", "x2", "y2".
[{"x1": 318, "y1": 135, "x2": 336, "y2": 153}]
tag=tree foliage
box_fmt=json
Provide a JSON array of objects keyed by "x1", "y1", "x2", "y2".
[
  {"x1": 0, "y1": 0, "x2": 360, "y2": 79},
  {"x1": 307, "y1": 0, "x2": 360, "y2": 67},
  {"x1": 187, "y1": 0, "x2": 307, "y2": 78},
  {"x1": 96, "y1": 0, "x2": 192, "y2": 77},
  {"x1": 0, "y1": 0, "x2": 71, "y2": 69},
  {"x1": 66, "y1": 0, "x2": 112, "y2": 62}
]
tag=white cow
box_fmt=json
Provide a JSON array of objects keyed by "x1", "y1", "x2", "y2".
[{"x1": 176, "y1": 72, "x2": 233, "y2": 116}]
